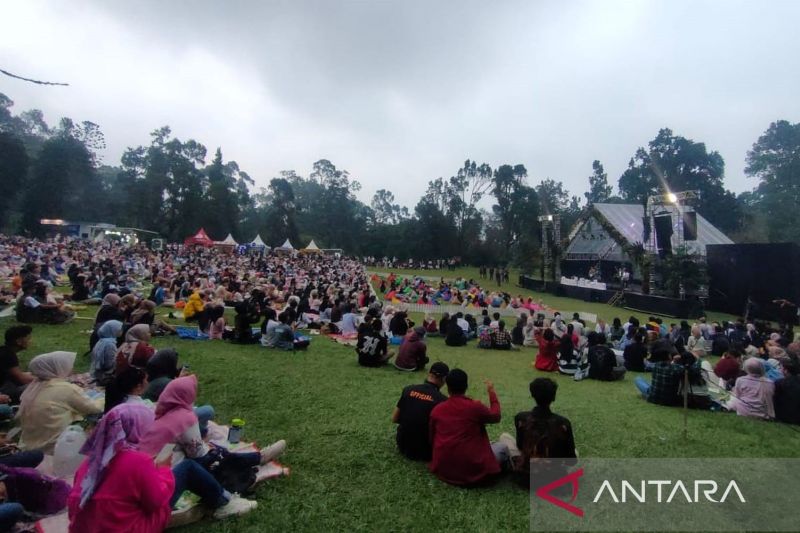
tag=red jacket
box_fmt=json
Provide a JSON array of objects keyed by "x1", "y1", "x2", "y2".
[
  {"x1": 534, "y1": 334, "x2": 560, "y2": 372},
  {"x1": 428, "y1": 390, "x2": 502, "y2": 485}
]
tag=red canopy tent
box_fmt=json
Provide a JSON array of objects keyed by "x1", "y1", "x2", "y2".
[{"x1": 184, "y1": 228, "x2": 214, "y2": 247}]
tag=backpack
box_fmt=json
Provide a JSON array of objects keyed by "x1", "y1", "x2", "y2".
[
  {"x1": 204, "y1": 447, "x2": 258, "y2": 495},
  {"x1": 0, "y1": 464, "x2": 71, "y2": 515}
]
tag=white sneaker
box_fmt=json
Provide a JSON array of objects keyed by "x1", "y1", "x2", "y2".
[
  {"x1": 260, "y1": 439, "x2": 287, "y2": 464},
  {"x1": 213, "y1": 495, "x2": 258, "y2": 519}
]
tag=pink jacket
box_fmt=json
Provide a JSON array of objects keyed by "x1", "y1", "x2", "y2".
[{"x1": 68, "y1": 450, "x2": 174, "y2": 533}]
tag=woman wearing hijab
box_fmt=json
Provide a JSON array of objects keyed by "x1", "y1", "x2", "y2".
[
  {"x1": 129, "y1": 300, "x2": 156, "y2": 328},
  {"x1": 143, "y1": 349, "x2": 181, "y2": 403},
  {"x1": 19, "y1": 352, "x2": 102, "y2": 453},
  {"x1": 116, "y1": 325, "x2": 156, "y2": 374},
  {"x1": 68, "y1": 403, "x2": 174, "y2": 533},
  {"x1": 94, "y1": 294, "x2": 123, "y2": 327},
  {"x1": 728, "y1": 358, "x2": 776, "y2": 419},
  {"x1": 90, "y1": 320, "x2": 123, "y2": 386},
  {"x1": 139, "y1": 376, "x2": 273, "y2": 519}
]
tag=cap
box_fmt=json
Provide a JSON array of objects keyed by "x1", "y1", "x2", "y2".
[
  {"x1": 413, "y1": 326, "x2": 426, "y2": 337},
  {"x1": 430, "y1": 362, "x2": 450, "y2": 378}
]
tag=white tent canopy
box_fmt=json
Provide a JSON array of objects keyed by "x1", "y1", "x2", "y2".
[
  {"x1": 221, "y1": 233, "x2": 238, "y2": 246},
  {"x1": 305, "y1": 239, "x2": 320, "y2": 250},
  {"x1": 279, "y1": 239, "x2": 294, "y2": 250},
  {"x1": 250, "y1": 234, "x2": 267, "y2": 247}
]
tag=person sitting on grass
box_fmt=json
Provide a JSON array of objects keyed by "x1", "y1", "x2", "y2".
[
  {"x1": 394, "y1": 326, "x2": 429, "y2": 372},
  {"x1": 422, "y1": 314, "x2": 439, "y2": 336},
  {"x1": 139, "y1": 376, "x2": 286, "y2": 519},
  {"x1": 586, "y1": 332, "x2": 626, "y2": 381},
  {"x1": 68, "y1": 403, "x2": 174, "y2": 533},
  {"x1": 505, "y1": 377, "x2": 577, "y2": 488},
  {"x1": 622, "y1": 331, "x2": 648, "y2": 372},
  {"x1": 428, "y1": 370, "x2": 507, "y2": 486},
  {"x1": 103, "y1": 365, "x2": 150, "y2": 414},
  {"x1": 19, "y1": 351, "x2": 103, "y2": 453},
  {"x1": 445, "y1": 315, "x2": 467, "y2": 347},
  {"x1": 533, "y1": 328, "x2": 560, "y2": 372},
  {"x1": 727, "y1": 357, "x2": 775, "y2": 420},
  {"x1": 477, "y1": 317, "x2": 493, "y2": 349},
  {"x1": 206, "y1": 304, "x2": 226, "y2": 340},
  {"x1": 264, "y1": 312, "x2": 304, "y2": 351},
  {"x1": 438, "y1": 313, "x2": 450, "y2": 336},
  {"x1": 491, "y1": 320, "x2": 513, "y2": 350},
  {"x1": 511, "y1": 315, "x2": 526, "y2": 346},
  {"x1": 389, "y1": 310, "x2": 411, "y2": 339},
  {"x1": 634, "y1": 340, "x2": 701, "y2": 407},
  {"x1": 392, "y1": 362, "x2": 449, "y2": 461},
  {"x1": 90, "y1": 320, "x2": 123, "y2": 387},
  {"x1": 182, "y1": 289, "x2": 205, "y2": 322},
  {"x1": 116, "y1": 324, "x2": 156, "y2": 374},
  {"x1": 357, "y1": 318, "x2": 392, "y2": 367},
  {"x1": 714, "y1": 346, "x2": 744, "y2": 389},
  {"x1": 774, "y1": 350, "x2": 800, "y2": 425},
  {"x1": 0, "y1": 325, "x2": 34, "y2": 406}
]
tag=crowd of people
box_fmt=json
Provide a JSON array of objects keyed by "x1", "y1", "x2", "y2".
[{"x1": 0, "y1": 233, "x2": 799, "y2": 530}]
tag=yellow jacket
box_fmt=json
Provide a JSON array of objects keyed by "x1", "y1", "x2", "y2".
[{"x1": 183, "y1": 292, "x2": 205, "y2": 319}]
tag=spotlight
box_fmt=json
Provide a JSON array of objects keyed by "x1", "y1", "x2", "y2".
[{"x1": 667, "y1": 192, "x2": 678, "y2": 204}]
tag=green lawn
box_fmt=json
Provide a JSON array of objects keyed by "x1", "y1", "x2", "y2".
[{"x1": 0, "y1": 277, "x2": 793, "y2": 532}]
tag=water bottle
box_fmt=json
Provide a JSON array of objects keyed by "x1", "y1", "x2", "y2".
[
  {"x1": 53, "y1": 425, "x2": 87, "y2": 478},
  {"x1": 228, "y1": 418, "x2": 245, "y2": 444}
]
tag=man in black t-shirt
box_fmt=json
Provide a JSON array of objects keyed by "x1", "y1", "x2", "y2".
[
  {"x1": 392, "y1": 362, "x2": 449, "y2": 460},
  {"x1": 0, "y1": 325, "x2": 34, "y2": 412},
  {"x1": 356, "y1": 319, "x2": 391, "y2": 367},
  {"x1": 512, "y1": 378, "x2": 577, "y2": 488}
]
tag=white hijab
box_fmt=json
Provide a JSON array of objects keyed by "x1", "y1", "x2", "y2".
[{"x1": 18, "y1": 351, "x2": 76, "y2": 419}]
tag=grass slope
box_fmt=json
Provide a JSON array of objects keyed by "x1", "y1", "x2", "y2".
[{"x1": 0, "y1": 276, "x2": 793, "y2": 532}]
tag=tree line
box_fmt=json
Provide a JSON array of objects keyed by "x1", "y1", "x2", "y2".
[{"x1": 1, "y1": 91, "x2": 798, "y2": 268}]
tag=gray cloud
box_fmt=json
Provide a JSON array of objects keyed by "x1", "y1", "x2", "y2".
[{"x1": 2, "y1": 0, "x2": 799, "y2": 208}]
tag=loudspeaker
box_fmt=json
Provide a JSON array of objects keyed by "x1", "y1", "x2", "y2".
[
  {"x1": 683, "y1": 212, "x2": 698, "y2": 241},
  {"x1": 654, "y1": 215, "x2": 673, "y2": 256}
]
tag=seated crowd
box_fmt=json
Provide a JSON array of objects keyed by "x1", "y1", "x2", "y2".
[{"x1": 0, "y1": 234, "x2": 799, "y2": 530}]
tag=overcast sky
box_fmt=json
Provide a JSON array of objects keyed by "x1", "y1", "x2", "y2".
[{"x1": 2, "y1": 0, "x2": 798, "y2": 208}]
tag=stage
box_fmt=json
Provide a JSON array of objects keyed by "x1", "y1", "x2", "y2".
[{"x1": 519, "y1": 275, "x2": 705, "y2": 319}]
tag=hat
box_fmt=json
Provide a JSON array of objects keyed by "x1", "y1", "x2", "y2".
[
  {"x1": 651, "y1": 339, "x2": 678, "y2": 358},
  {"x1": 430, "y1": 362, "x2": 449, "y2": 378},
  {"x1": 413, "y1": 326, "x2": 426, "y2": 338},
  {"x1": 446, "y1": 368, "x2": 468, "y2": 392}
]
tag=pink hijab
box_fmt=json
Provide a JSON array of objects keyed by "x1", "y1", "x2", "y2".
[
  {"x1": 138, "y1": 375, "x2": 199, "y2": 456},
  {"x1": 79, "y1": 403, "x2": 154, "y2": 508}
]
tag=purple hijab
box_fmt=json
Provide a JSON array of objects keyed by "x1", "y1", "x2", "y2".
[{"x1": 78, "y1": 403, "x2": 155, "y2": 508}]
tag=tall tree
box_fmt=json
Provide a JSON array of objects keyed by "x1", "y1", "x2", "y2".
[
  {"x1": 370, "y1": 189, "x2": 409, "y2": 225},
  {"x1": 584, "y1": 160, "x2": 612, "y2": 205},
  {"x1": 0, "y1": 132, "x2": 28, "y2": 229},
  {"x1": 205, "y1": 148, "x2": 240, "y2": 239},
  {"x1": 264, "y1": 177, "x2": 300, "y2": 245},
  {"x1": 445, "y1": 160, "x2": 493, "y2": 252},
  {"x1": 618, "y1": 128, "x2": 742, "y2": 233},
  {"x1": 745, "y1": 120, "x2": 800, "y2": 243},
  {"x1": 491, "y1": 164, "x2": 539, "y2": 261}
]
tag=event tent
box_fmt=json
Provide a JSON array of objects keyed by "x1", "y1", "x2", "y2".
[
  {"x1": 302, "y1": 239, "x2": 322, "y2": 253},
  {"x1": 184, "y1": 228, "x2": 214, "y2": 247},
  {"x1": 221, "y1": 233, "x2": 238, "y2": 246},
  {"x1": 250, "y1": 234, "x2": 267, "y2": 248},
  {"x1": 278, "y1": 239, "x2": 294, "y2": 250}
]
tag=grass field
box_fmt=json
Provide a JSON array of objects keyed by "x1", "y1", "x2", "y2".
[{"x1": 1, "y1": 270, "x2": 796, "y2": 532}]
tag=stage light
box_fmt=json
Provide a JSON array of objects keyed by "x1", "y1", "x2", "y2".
[
  {"x1": 547, "y1": 215, "x2": 554, "y2": 221},
  {"x1": 667, "y1": 192, "x2": 678, "y2": 204}
]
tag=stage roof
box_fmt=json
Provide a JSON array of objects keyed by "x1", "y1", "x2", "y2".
[{"x1": 565, "y1": 203, "x2": 733, "y2": 261}]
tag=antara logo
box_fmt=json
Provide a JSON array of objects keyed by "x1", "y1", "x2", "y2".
[
  {"x1": 535, "y1": 470, "x2": 746, "y2": 518},
  {"x1": 592, "y1": 479, "x2": 746, "y2": 504}
]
